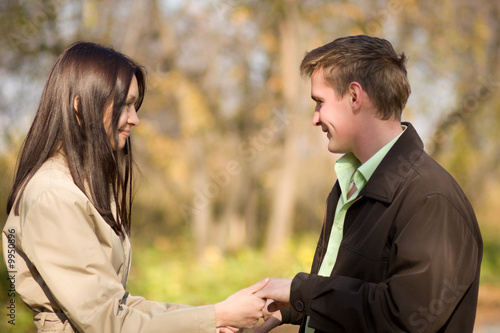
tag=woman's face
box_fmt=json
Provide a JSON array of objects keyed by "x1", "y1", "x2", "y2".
[{"x1": 103, "y1": 75, "x2": 140, "y2": 150}]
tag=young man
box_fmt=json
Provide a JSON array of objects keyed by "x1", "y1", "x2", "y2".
[{"x1": 255, "y1": 35, "x2": 482, "y2": 333}]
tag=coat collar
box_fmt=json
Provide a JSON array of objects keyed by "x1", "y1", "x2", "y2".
[{"x1": 357, "y1": 122, "x2": 425, "y2": 204}]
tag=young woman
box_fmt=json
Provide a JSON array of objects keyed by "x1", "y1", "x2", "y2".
[{"x1": 2, "y1": 42, "x2": 266, "y2": 333}]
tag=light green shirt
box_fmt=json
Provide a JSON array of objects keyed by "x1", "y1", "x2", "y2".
[{"x1": 305, "y1": 126, "x2": 406, "y2": 333}]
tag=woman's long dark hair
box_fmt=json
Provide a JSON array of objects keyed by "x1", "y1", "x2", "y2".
[{"x1": 7, "y1": 42, "x2": 146, "y2": 237}]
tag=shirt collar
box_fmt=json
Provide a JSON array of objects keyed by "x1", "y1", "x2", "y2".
[
  {"x1": 334, "y1": 153, "x2": 361, "y2": 202},
  {"x1": 334, "y1": 125, "x2": 407, "y2": 200},
  {"x1": 358, "y1": 125, "x2": 407, "y2": 182}
]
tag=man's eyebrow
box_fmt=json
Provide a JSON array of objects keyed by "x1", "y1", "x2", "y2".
[
  {"x1": 311, "y1": 95, "x2": 321, "y2": 102},
  {"x1": 126, "y1": 95, "x2": 138, "y2": 102}
]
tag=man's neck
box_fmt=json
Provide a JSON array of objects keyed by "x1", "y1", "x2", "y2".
[{"x1": 352, "y1": 117, "x2": 403, "y2": 164}]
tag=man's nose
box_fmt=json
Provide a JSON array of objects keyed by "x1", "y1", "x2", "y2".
[{"x1": 312, "y1": 111, "x2": 321, "y2": 126}]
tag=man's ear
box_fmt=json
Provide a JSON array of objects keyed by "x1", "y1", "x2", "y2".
[
  {"x1": 348, "y1": 82, "x2": 363, "y2": 111},
  {"x1": 73, "y1": 95, "x2": 82, "y2": 125}
]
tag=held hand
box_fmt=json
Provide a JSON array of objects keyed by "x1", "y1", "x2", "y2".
[
  {"x1": 262, "y1": 298, "x2": 276, "y2": 321},
  {"x1": 254, "y1": 278, "x2": 292, "y2": 308},
  {"x1": 214, "y1": 278, "x2": 269, "y2": 329},
  {"x1": 256, "y1": 311, "x2": 282, "y2": 333},
  {"x1": 255, "y1": 299, "x2": 282, "y2": 333},
  {"x1": 216, "y1": 326, "x2": 240, "y2": 333}
]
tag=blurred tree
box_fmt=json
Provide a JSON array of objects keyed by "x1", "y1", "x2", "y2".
[
  {"x1": 2, "y1": 1, "x2": 500, "y2": 331},
  {"x1": 393, "y1": 0, "x2": 500, "y2": 203},
  {"x1": 1, "y1": 0, "x2": 499, "y2": 260}
]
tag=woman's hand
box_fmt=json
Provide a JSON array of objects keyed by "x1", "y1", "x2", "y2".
[
  {"x1": 214, "y1": 278, "x2": 269, "y2": 329},
  {"x1": 216, "y1": 326, "x2": 240, "y2": 333}
]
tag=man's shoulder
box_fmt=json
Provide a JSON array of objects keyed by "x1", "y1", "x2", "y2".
[
  {"x1": 409, "y1": 152, "x2": 463, "y2": 195},
  {"x1": 399, "y1": 152, "x2": 478, "y2": 222}
]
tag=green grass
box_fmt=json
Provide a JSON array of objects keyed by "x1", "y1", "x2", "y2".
[
  {"x1": 1, "y1": 232, "x2": 499, "y2": 332},
  {"x1": 0, "y1": 234, "x2": 317, "y2": 332},
  {"x1": 126, "y1": 234, "x2": 317, "y2": 305},
  {"x1": 479, "y1": 238, "x2": 500, "y2": 286}
]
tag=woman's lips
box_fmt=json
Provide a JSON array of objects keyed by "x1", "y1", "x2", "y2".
[{"x1": 119, "y1": 130, "x2": 130, "y2": 137}]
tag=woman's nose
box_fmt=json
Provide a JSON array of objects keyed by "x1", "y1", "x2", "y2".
[{"x1": 128, "y1": 107, "x2": 140, "y2": 126}]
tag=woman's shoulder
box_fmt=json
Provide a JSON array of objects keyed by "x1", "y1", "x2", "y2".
[{"x1": 22, "y1": 155, "x2": 88, "y2": 207}]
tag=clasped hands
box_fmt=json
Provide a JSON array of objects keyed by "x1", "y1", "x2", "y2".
[{"x1": 214, "y1": 278, "x2": 292, "y2": 333}]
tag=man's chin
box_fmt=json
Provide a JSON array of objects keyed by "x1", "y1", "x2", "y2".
[
  {"x1": 327, "y1": 144, "x2": 343, "y2": 154},
  {"x1": 327, "y1": 147, "x2": 352, "y2": 159}
]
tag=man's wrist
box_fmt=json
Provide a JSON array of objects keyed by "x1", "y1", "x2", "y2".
[{"x1": 290, "y1": 272, "x2": 316, "y2": 315}]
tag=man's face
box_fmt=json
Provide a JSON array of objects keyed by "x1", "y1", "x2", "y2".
[{"x1": 310, "y1": 69, "x2": 356, "y2": 154}]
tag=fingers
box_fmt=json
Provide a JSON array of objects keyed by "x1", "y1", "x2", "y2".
[
  {"x1": 262, "y1": 299, "x2": 275, "y2": 320},
  {"x1": 254, "y1": 278, "x2": 291, "y2": 305},
  {"x1": 267, "y1": 300, "x2": 287, "y2": 312},
  {"x1": 254, "y1": 279, "x2": 274, "y2": 299},
  {"x1": 216, "y1": 326, "x2": 240, "y2": 333},
  {"x1": 245, "y1": 277, "x2": 270, "y2": 294},
  {"x1": 258, "y1": 301, "x2": 282, "y2": 333},
  {"x1": 241, "y1": 293, "x2": 267, "y2": 329},
  {"x1": 215, "y1": 280, "x2": 269, "y2": 329},
  {"x1": 256, "y1": 316, "x2": 281, "y2": 333}
]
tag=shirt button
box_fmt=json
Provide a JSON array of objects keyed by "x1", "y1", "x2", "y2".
[{"x1": 295, "y1": 301, "x2": 304, "y2": 311}]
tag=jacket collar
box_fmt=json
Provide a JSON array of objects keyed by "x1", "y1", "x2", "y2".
[{"x1": 358, "y1": 122, "x2": 425, "y2": 204}]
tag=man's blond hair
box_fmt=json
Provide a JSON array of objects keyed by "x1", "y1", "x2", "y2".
[{"x1": 300, "y1": 35, "x2": 411, "y2": 120}]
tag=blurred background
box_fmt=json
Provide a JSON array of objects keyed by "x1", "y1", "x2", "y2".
[{"x1": 1, "y1": 0, "x2": 499, "y2": 332}]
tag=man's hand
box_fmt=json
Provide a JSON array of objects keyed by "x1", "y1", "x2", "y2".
[
  {"x1": 255, "y1": 299, "x2": 282, "y2": 333},
  {"x1": 254, "y1": 278, "x2": 292, "y2": 311},
  {"x1": 256, "y1": 313, "x2": 281, "y2": 333}
]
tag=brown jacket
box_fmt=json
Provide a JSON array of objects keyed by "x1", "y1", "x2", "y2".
[
  {"x1": 282, "y1": 122, "x2": 482, "y2": 332},
  {"x1": 2, "y1": 155, "x2": 216, "y2": 332}
]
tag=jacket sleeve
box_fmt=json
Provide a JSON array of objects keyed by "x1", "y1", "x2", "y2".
[
  {"x1": 20, "y1": 187, "x2": 216, "y2": 333},
  {"x1": 280, "y1": 306, "x2": 303, "y2": 325},
  {"x1": 289, "y1": 193, "x2": 480, "y2": 332}
]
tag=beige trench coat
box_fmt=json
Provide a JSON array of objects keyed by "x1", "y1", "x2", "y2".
[{"x1": 2, "y1": 156, "x2": 216, "y2": 332}]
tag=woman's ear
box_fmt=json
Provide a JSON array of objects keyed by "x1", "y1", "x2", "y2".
[{"x1": 73, "y1": 95, "x2": 82, "y2": 125}]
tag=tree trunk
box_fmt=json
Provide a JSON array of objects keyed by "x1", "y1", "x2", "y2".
[{"x1": 264, "y1": 2, "x2": 303, "y2": 255}]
